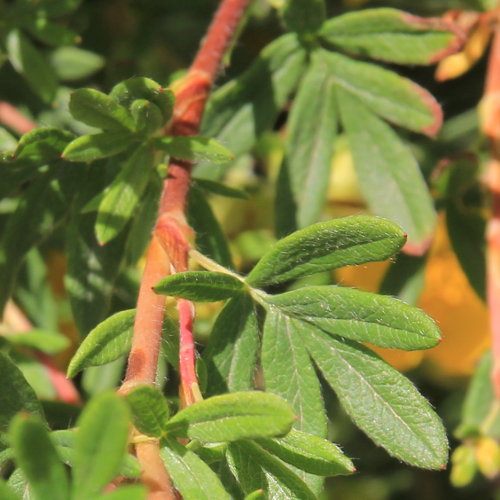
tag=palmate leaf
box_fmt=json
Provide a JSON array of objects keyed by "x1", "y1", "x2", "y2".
[
  {"x1": 203, "y1": 294, "x2": 259, "y2": 396},
  {"x1": 320, "y1": 8, "x2": 463, "y2": 66},
  {"x1": 248, "y1": 215, "x2": 406, "y2": 287},
  {"x1": 338, "y1": 89, "x2": 437, "y2": 253},
  {"x1": 303, "y1": 328, "x2": 448, "y2": 469},
  {"x1": 262, "y1": 308, "x2": 327, "y2": 437},
  {"x1": 276, "y1": 50, "x2": 338, "y2": 232}
]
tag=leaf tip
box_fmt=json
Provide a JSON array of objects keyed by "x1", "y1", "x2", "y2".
[
  {"x1": 402, "y1": 234, "x2": 433, "y2": 256},
  {"x1": 440, "y1": 464, "x2": 447, "y2": 470}
]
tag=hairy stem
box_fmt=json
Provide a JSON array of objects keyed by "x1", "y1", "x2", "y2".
[{"x1": 119, "y1": 0, "x2": 251, "y2": 497}]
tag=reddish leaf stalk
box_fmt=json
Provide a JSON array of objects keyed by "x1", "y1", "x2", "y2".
[
  {"x1": 482, "y1": 19, "x2": 500, "y2": 398},
  {"x1": 119, "y1": 0, "x2": 251, "y2": 497},
  {"x1": 0, "y1": 102, "x2": 36, "y2": 135}
]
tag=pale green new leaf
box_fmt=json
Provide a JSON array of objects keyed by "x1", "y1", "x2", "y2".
[
  {"x1": 50, "y1": 47, "x2": 105, "y2": 81},
  {"x1": 265, "y1": 285, "x2": 441, "y2": 350},
  {"x1": 67, "y1": 309, "x2": 135, "y2": 377},
  {"x1": 69, "y1": 88, "x2": 135, "y2": 131},
  {"x1": 165, "y1": 392, "x2": 295, "y2": 443},
  {"x1": 126, "y1": 385, "x2": 170, "y2": 438},
  {"x1": 154, "y1": 271, "x2": 244, "y2": 301},
  {"x1": 4, "y1": 329, "x2": 69, "y2": 355},
  {"x1": 72, "y1": 392, "x2": 131, "y2": 498},
  {"x1": 9, "y1": 416, "x2": 69, "y2": 500},
  {"x1": 338, "y1": 89, "x2": 436, "y2": 253},
  {"x1": 320, "y1": 8, "x2": 462, "y2": 66},
  {"x1": 203, "y1": 294, "x2": 259, "y2": 396},
  {"x1": 248, "y1": 215, "x2": 406, "y2": 287},
  {"x1": 278, "y1": 50, "x2": 338, "y2": 230},
  {"x1": 322, "y1": 50, "x2": 441, "y2": 136},
  {"x1": 161, "y1": 439, "x2": 231, "y2": 500},
  {"x1": 304, "y1": 329, "x2": 448, "y2": 469},
  {"x1": 96, "y1": 145, "x2": 154, "y2": 244},
  {"x1": 257, "y1": 428, "x2": 354, "y2": 476},
  {"x1": 262, "y1": 308, "x2": 327, "y2": 436}
]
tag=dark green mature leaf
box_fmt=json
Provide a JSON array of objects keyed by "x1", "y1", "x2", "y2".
[
  {"x1": 277, "y1": 50, "x2": 338, "y2": 230},
  {"x1": 69, "y1": 88, "x2": 135, "y2": 131},
  {"x1": 262, "y1": 308, "x2": 327, "y2": 436},
  {"x1": 322, "y1": 50, "x2": 441, "y2": 136},
  {"x1": 50, "y1": 47, "x2": 105, "y2": 81},
  {"x1": 320, "y1": 8, "x2": 462, "y2": 66},
  {"x1": 72, "y1": 392, "x2": 130, "y2": 498},
  {"x1": 201, "y1": 33, "x2": 307, "y2": 160},
  {"x1": 67, "y1": 309, "x2": 135, "y2": 377},
  {"x1": 228, "y1": 441, "x2": 317, "y2": 500},
  {"x1": 338, "y1": 89, "x2": 436, "y2": 252},
  {"x1": 193, "y1": 178, "x2": 250, "y2": 200},
  {"x1": 4, "y1": 329, "x2": 69, "y2": 355},
  {"x1": 165, "y1": 392, "x2": 295, "y2": 443},
  {"x1": 265, "y1": 285, "x2": 441, "y2": 350},
  {"x1": 0, "y1": 172, "x2": 67, "y2": 314},
  {"x1": 9, "y1": 416, "x2": 68, "y2": 500},
  {"x1": 154, "y1": 271, "x2": 244, "y2": 301},
  {"x1": 96, "y1": 145, "x2": 154, "y2": 244},
  {"x1": 0, "y1": 479, "x2": 20, "y2": 500},
  {"x1": 6, "y1": 30, "x2": 57, "y2": 103},
  {"x1": 457, "y1": 351, "x2": 500, "y2": 439},
  {"x1": 281, "y1": 0, "x2": 325, "y2": 35},
  {"x1": 203, "y1": 294, "x2": 259, "y2": 396},
  {"x1": 153, "y1": 136, "x2": 233, "y2": 163},
  {"x1": 0, "y1": 352, "x2": 44, "y2": 432},
  {"x1": 257, "y1": 428, "x2": 355, "y2": 476},
  {"x1": 304, "y1": 329, "x2": 448, "y2": 468},
  {"x1": 161, "y1": 439, "x2": 231, "y2": 500},
  {"x1": 126, "y1": 386, "x2": 170, "y2": 438},
  {"x1": 248, "y1": 215, "x2": 405, "y2": 287},
  {"x1": 15, "y1": 128, "x2": 74, "y2": 161},
  {"x1": 188, "y1": 185, "x2": 233, "y2": 268},
  {"x1": 0, "y1": 158, "x2": 42, "y2": 199},
  {"x1": 110, "y1": 77, "x2": 174, "y2": 123},
  {"x1": 62, "y1": 131, "x2": 133, "y2": 162}
]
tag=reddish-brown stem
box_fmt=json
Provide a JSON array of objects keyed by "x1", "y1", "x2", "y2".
[
  {"x1": 482, "y1": 16, "x2": 500, "y2": 398},
  {"x1": 0, "y1": 102, "x2": 36, "y2": 134},
  {"x1": 2, "y1": 300, "x2": 81, "y2": 404},
  {"x1": 119, "y1": 0, "x2": 251, "y2": 497}
]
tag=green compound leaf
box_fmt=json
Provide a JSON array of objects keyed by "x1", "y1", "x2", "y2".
[
  {"x1": 304, "y1": 329, "x2": 448, "y2": 469},
  {"x1": 165, "y1": 392, "x2": 295, "y2": 443},
  {"x1": 161, "y1": 439, "x2": 231, "y2": 500},
  {"x1": 262, "y1": 308, "x2": 327, "y2": 436},
  {"x1": 281, "y1": 0, "x2": 325, "y2": 35},
  {"x1": 277, "y1": 50, "x2": 338, "y2": 230},
  {"x1": 67, "y1": 309, "x2": 135, "y2": 377},
  {"x1": 96, "y1": 145, "x2": 154, "y2": 244},
  {"x1": 126, "y1": 386, "x2": 170, "y2": 438},
  {"x1": 320, "y1": 8, "x2": 463, "y2": 66},
  {"x1": 203, "y1": 294, "x2": 259, "y2": 396},
  {"x1": 50, "y1": 46, "x2": 105, "y2": 81},
  {"x1": 72, "y1": 392, "x2": 131, "y2": 499},
  {"x1": 321, "y1": 50, "x2": 442, "y2": 136},
  {"x1": 154, "y1": 271, "x2": 244, "y2": 302},
  {"x1": 69, "y1": 88, "x2": 135, "y2": 131},
  {"x1": 153, "y1": 136, "x2": 234, "y2": 163},
  {"x1": 62, "y1": 131, "x2": 134, "y2": 162},
  {"x1": 14, "y1": 127, "x2": 75, "y2": 161},
  {"x1": 265, "y1": 285, "x2": 441, "y2": 350},
  {"x1": 6, "y1": 30, "x2": 57, "y2": 103},
  {"x1": 4, "y1": 329, "x2": 69, "y2": 355},
  {"x1": 110, "y1": 77, "x2": 174, "y2": 123},
  {"x1": 9, "y1": 416, "x2": 69, "y2": 500},
  {"x1": 338, "y1": 89, "x2": 436, "y2": 253},
  {"x1": 257, "y1": 428, "x2": 355, "y2": 476},
  {"x1": 0, "y1": 349, "x2": 45, "y2": 433},
  {"x1": 201, "y1": 33, "x2": 307, "y2": 160},
  {"x1": 247, "y1": 215, "x2": 406, "y2": 287},
  {"x1": 228, "y1": 441, "x2": 316, "y2": 500}
]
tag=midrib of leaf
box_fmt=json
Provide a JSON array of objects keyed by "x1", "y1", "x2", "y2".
[{"x1": 309, "y1": 330, "x2": 440, "y2": 455}]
